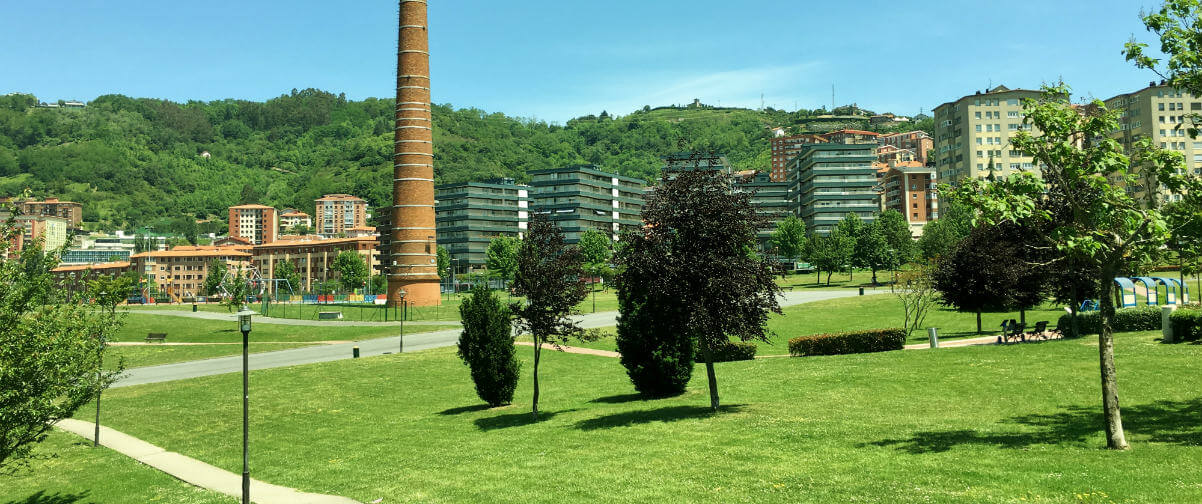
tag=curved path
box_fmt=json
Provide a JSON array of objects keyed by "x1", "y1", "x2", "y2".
[
  {"x1": 126, "y1": 309, "x2": 457, "y2": 327},
  {"x1": 116, "y1": 289, "x2": 884, "y2": 388},
  {"x1": 56, "y1": 419, "x2": 359, "y2": 504}
]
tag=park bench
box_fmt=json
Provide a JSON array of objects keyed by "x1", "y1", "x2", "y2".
[
  {"x1": 1028, "y1": 320, "x2": 1050, "y2": 340},
  {"x1": 998, "y1": 319, "x2": 1026, "y2": 344},
  {"x1": 318, "y1": 311, "x2": 343, "y2": 320},
  {"x1": 145, "y1": 333, "x2": 167, "y2": 343}
]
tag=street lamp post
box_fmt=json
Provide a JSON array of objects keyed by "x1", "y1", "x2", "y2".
[
  {"x1": 398, "y1": 289, "x2": 407, "y2": 353},
  {"x1": 236, "y1": 307, "x2": 255, "y2": 504}
]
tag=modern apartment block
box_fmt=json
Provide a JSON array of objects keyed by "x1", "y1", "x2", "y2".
[
  {"x1": 14, "y1": 215, "x2": 69, "y2": 252},
  {"x1": 130, "y1": 247, "x2": 253, "y2": 299},
  {"x1": 734, "y1": 170, "x2": 798, "y2": 250},
  {"x1": 792, "y1": 143, "x2": 879, "y2": 235},
  {"x1": 228, "y1": 204, "x2": 278, "y2": 245},
  {"x1": 434, "y1": 178, "x2": 529, "y2": 271},
  {"x1": 529, "y1": 165, "x2": 646, "y2": 244},
  {"x1": 879, "y1": 131, "x2": 933, "y2": 165},
  {"x1": 662, "y1": 152, "x2": 733, "y2": 176},
  {"x1": 315, "y1": 194, "x2": 368, "y2": 237},
  {"x1": 933, "y1": 85, "x2": 1042, "y2": 186},
  {"x1": 251, "y1": 236, "x2": 380, "y2": 294},
  {"x1": 1104, "y1": 81, "x2": 1202, "y2": 204},
  {"x1": 881, "y1": 161, "x2": 938, "y2": 237},
  {"x1": 769, "y1": 134, "x2": 827, "y2": 182},
  {"x1": 824, "y1": 129, "x2": 881, "y2": 145}
]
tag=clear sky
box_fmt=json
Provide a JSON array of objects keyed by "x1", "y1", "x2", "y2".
[{"x1": 0, "y1": 0, "x2": 1169, "y2": 123}]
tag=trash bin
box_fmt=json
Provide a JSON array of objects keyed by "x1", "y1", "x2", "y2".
[
  {"x1": 858, "y1": 287, "x2": 864, "y2": 296},
  {"x1": 192, "y1": 303, "x2": 197, "y2": 313}
]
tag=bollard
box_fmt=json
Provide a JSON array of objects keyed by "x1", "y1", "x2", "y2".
[
  {"x1": 352, "y1": 346, "x2": 360, "y2": 359},
  {"x1": 1162, "y1": 306, "x2": 1176, "y2": 343},
  {"x1": 928, "y1": 327, "x2": 939, "y2": 348},
  {"x1": 858, "y1": 287, "x2": 864, "y2": 296}
]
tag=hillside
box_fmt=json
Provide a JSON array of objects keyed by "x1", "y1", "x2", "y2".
[{"x1": 0, "y1": 90, "x2": 930, "y2": 234}]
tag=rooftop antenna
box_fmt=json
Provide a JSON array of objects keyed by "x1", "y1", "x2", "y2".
[
  {"x1": 760, "y1": 93, "x2": 764, "y2": 111},
  {"x1": 832, "y1": 84, "x2": 836, "y2": 111}
]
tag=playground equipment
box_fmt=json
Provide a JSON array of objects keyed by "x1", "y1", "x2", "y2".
[{"x1": 1112, "y1": 276, "x2": 1190, "y2": 308}]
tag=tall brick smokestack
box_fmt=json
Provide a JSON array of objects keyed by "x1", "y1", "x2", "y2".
[{"x1": 389, "y1": 0, "x2": 440, "y2": 307}]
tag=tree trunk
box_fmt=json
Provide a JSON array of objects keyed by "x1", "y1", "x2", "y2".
[
  {"x1": 976, "y1": 310, "x2": 982, "y2": 335},
  {"x1": 1070, "y1": 283, "x2": 1081, "y2": 338},
  {"x1": 871, "y1": 268, "x2": 878, "y2": 286},
  {"x1": 1020, "y1": 308, "x2": 1026, "y2": 326},
  {"x1": 701, "y1": 340, "x2": 720, "y2": 411},
  {"x1": 1097, "y1": 268, "x2": 1129, "y2": 450},
  {"x1": 531, "y1": 336, "x2": 541, "y2": 421},
  {"x1": 825, "y1": 271, "x2": 832, "y2": 286}
]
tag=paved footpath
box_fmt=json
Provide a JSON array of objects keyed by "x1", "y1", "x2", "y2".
[
  {"x1": 127, "y1": 308, "x2": 458, "y2": 327},
  {"x1": 116, "y1": 289, "x2": 884, "y2": 388},
  {"x1": 56, "y1": 419, "x2": 359, "y2": 504}
]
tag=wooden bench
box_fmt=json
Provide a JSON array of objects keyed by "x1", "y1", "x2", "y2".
[
  {"x1": 145, "y1": 333, "x2": 167, "y2": 343},
  {"x1": 317, "y1": 311, "x2": 343, "y2": 320}
]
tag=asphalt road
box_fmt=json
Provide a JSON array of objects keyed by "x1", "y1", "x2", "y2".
[{"x1": 114, "y1": 288, "x2": 885, "y2": 388}]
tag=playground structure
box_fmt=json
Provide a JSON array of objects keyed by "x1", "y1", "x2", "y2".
[{"x1": 1112, "y1": 276, "x2": 1190, "y2": 308}]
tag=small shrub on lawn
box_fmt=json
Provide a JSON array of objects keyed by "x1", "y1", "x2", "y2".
[
  {"x1": 1056, "y1": 306, "x2": 1163, "y2": 338},
  {"x1": 457, "y1": 284, "x2": 520, "y2": 407},
  {"x1": 1169, "y1": 308, "x2": 1202, "y2": 342},
  {"x1": 695, "y1": 340, "x2": 757, "y2": 363},
  {"x1": 615, "y1": 274, "x2": 693, "y2": 397},
  {"x1": 788, "y1": 328, "x2": 906, "y2": 357}
]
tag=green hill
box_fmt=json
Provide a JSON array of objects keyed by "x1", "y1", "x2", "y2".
[{"x1": 0, "y1": 90, "x2": 928, "y2": 235}]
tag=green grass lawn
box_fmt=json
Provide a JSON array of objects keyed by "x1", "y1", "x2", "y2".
[
  {"x1": 0, "y1": 430, "x2": 234, "y2": 504},
  {"x1": 82, "y1": 331, "x2": 1201, "y2": 503},
  {"x1": 105, "y1": 343, "x2": 317, "y2": 370},
  {"x1": 776, "y1": 268, "x2": 896, "y2": 289}
]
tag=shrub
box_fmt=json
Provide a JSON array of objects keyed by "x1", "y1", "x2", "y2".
[
  {"x1": 615, "y1": 277, "x2": 693, "y2": 397},
  {"x1": 456, "y1": 284, "x2": 520, "y2": 407},
  {"x1": 1056, "y1": 306, "x2": 1163, "y2": 338},
  {"x1": 1169, "y1": 308, "x2": 1202, "y2": 342},
  {"x1": 695, "y1": 340, "x2": 757, "y2": 363},
  {"x1": 788, "y1": 328, "x2": 906, "y2": 357}
]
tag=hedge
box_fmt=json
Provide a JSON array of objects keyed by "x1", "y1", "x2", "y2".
[
  {"x1": 695, "y1": 340, "x2": 758, "y2": 363},
  {"x1": 1169, "y1": 308, "x2": 1202, "y2": 342},
  {"x1": 788, "y1": 328, "x2": 906, "y2": 357},
  {"x1": 1056, "y1": 306, "x2": 1163, "y2": 338}
]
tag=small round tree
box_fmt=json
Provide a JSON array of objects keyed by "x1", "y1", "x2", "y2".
[
  {"x1": 615, "y1": 235, "x2": 692, "y2": 397},
  {"x1": 456, "y1": 284, "x2": 520, "y2": 407}
]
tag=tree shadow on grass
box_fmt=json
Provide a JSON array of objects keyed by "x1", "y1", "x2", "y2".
[
  {"x1": 437, "y1": 404, "x2": 492, "y2": 416},
  {"x1": 3, "y1": 491, "x2": 90, "y2": 504},
  {"x1": 590, "y1": 393, "x2": 657, "y2": 404},
  {"x1": 473, "y1": 409, "x2": 577, "y2": 431},
  {"x1": 575, "y1": 404, "x2": 746, "y2": 431},
  {"x1": 865, "y1": 398, "x2": 1201, "y2": 454}
]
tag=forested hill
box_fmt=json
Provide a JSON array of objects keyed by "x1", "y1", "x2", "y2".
[{"x1": 0, "y1": 89, "x2": 930, "y2": 234}]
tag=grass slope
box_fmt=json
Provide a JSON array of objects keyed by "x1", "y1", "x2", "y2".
[
  {"x1": 87, "y1": 332, "x2": 1200, "y2": 503},
  {"x1": 0, "y1": 430, "x2": 234, "y2": 504}
]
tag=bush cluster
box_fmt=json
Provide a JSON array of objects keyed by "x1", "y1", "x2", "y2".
[
  {"x1": 1056, "y1": 306, "x2": 1163, "y2": 338},
  {"x1": 695, "y1": 340, "x2": 758, "y2": 363},
  {"x1": 788, "y1": 328, "x2": 906, "y2": 357},
  {"x1": 456, "y1": 285, "x2": 521, "y2": 407},
  {"x1": 1169, "y1": 308, "x2": 1202, "y2": 342}
]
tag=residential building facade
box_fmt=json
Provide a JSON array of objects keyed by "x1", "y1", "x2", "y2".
[
  {"x1": 131, "y1": 247, "x2": 252, "y2": 301},
  {"x1": 792, "y1": 143, "x2": 879, "y2": 235},
  {"x1": 734, "y1": 170, "x2": 798, "y2": 250},
  {"x1": 529, "y1": 165, "x2": 646, "y2": 245},
  {"x1": 228, "y1": 204, "x2": 278, "y2": 245},
  {"x1": 251, "y1": 236, "x2": 380, "y2": 294},
  {"x1": 1104, "y1": 81, "x2": 1202, "y2": 204},
  {"x1": 315, "y1": 194, "x2": 368, "y2": 237},
  {"x1": 10, "y1": 197, "x2": 83, "y2": 229},
  {"x1": 769, "y1": 134, "x2": 828, "y2": 182},
  {"x1": 15, "y1": 215, "x2": 69, "y2": 252},
  {"x1": 879, "y1": 131, "x2": 933, "y2": 165},
  {"x1": 881, "y1": 162, "x2": 938, "y2": 237},
  {"x1": 435, "y1": 178, "x2": 529, "y2": 272},
  {"x1": 279, "y1": 210, "x2": 312, "y2": 233},
  {"x1": 933, "y1": 85, "x2": 1042, "y2": 186}
]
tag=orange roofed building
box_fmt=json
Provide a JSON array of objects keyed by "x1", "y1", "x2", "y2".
[{"x1": 228, "y1": 204, "x2": 278, "y2": 245}]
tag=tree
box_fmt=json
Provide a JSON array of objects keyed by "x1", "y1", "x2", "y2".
[
  {"x1": 457, "y1": 284, "x2": 520, "y2": 407},
  {"x1": 578, "y1": 228, "x2": 613, "y2": 313},
  {"x1": 930, "y1": 224, "x2": 1022, "y2": 334},
  {"x1": 332, "y1": 251, "x2": 368, "y2": 293},
  {"x1": 510, "y1": 213, "x2": 589, "y2": 420},
  {"x1": 84, "y1": 274, "x2": 131, "y2": 446},
  {"x1": 876, "y1": 209, "x2": 915, "y2": 269},
  {"x1": 835, "y1": 214, "x2": 863, "y2": 281},
  {"x1": 949, "y1": 84, "x2": 1202, "y2": 450},
  {"x1": 771, "y1": 214, "x2": 807, "y2": 265},
  {"x1": 808, "y1": 230, "x2": 853, "y2": 286},
  {"x1": 485, "y1": 235, "x2": 521, "y2": 287},
  {"x1": 624, "y1": 170, "x2": 781, "y2": 411},
  {"x1": 221, "y1": 266, "x2": 250, "y2": 312},
  {"x1": 274, "y1": 260, "x2": 301, "y2": 295},
  {"x1": 285, "y1": 223, "x2": 312, "y2": 235},
  {"x1": 615, "y1": 228, "x2": 694, "y2": 397},
  {"x1": 895, "y1": 263, "x2": 937, "y2": 340},
  {"x1": 916, "y1": 202, "x2": 972, "y2": 261},
  {"x1": 853, "y1": 220, "x2": 893, "y2": 286},
  {"x1": 0, "y1": 223, "x2": 122, "y2": 467},
  {"x1": 202, "y1": 258, "x2": 227, "y2": 296},
  {"x1": 437, "y1": 245, "x2": 450, "y2": 280}
]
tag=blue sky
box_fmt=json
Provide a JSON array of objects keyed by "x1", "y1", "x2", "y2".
[{"x1": 0, "y1": 1, "x2": 1169, "y2": 123}]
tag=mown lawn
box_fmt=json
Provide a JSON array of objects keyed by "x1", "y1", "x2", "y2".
[
  {"x1": 0, "y1": 430, "x2": 234, "y2": 504},
  {"x1": 82, "y1": 331, "x2": 1200, "y2": 503},
  {"x1": 105, "y1": 343, "x2": 316, "y2": 370}
]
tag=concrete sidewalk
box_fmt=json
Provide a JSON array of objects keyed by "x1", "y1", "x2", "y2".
[
  {"x1": 127, "y1": 308, "x2": 459, "y2": 327},
  {"x1": 56, "y1": 419, "x2": 359, "y2": 504}
]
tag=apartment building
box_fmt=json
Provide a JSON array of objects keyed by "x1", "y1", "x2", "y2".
[
  {"x1": 279, "y1": 209, "x2": 312, "y2": 233},
  {"x1": 824, "y1": 129, "x2": 881, "y2": 145},
  {"x1": 769, "y1": 134, "x2": 828, "y2": 182},
  {"x1": 130, "y1": 247, "x2": 252, "y2": 300},
  {"x1": 529, "y1": 165, "x2": 646, "y2": 244},
  {"x1": 1104, "y1": 81, "x2": 1202, "y2": 204},
  {"x1": 8, "y1": 197, "x2": 83, "y2": 229},
  {"x1": 879, "y1": 131, "x2": 933, "y2": 165},
  {"x1": 933, "y1": 85, "x2": 1042, "y2": 186},
  {"x1": 228, "y1": 204, "x2": 278, "y2": 245},
  {"x1": 434, "y1": 178, "x2": 529, "y2": 271},
  {"x1": 734, "y1": 170, "x2": 798, "y2": 250},
  {"x1": 662, "y1": 152, "x2": 733, "y2": 176},
  {"x1": 881, "y1": 162, "x2": 938, "y2": 237},
  {"x1": 792, "y1": 143, "x2": 879, "y2": 236},
  {"x1": 252, "y1": 236, "x2": 380, "y2": 294},
  {"x1": 15, "y1": 215, "x2": 69, "y2": 252},
  {"x1": 315, "y1": 194, "x2": 367, "y2": 237}
]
